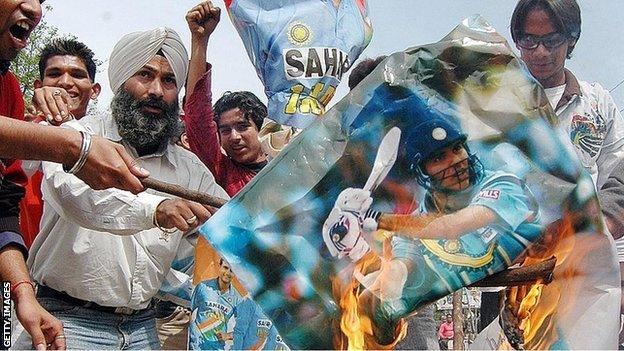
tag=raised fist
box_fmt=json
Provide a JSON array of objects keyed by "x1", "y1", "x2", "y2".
[{"x1": 186, "y1": 1, "x2": 221, "y2": 40}]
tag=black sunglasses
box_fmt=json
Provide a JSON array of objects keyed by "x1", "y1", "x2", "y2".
[{"x1": 517, "y1": 32, "x2": 568, "y2": 50}]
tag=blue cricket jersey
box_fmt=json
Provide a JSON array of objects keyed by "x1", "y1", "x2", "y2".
[
  {"x1": 227, "y1": 0, "x2": 372, "y2": 128},
  {"x1": 189, "y1": 278, "x2": 245, "y2": 350},
  {"x1": 388, "y1": 170, "x2": 541, "y2": 316}
]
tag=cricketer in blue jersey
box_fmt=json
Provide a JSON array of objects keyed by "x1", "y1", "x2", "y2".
[
  {"x1": 322, "y1": 114, "x2": 542, "y2": 344},
  {"x1": 189, "y1": 258, "x2": 245, "y2": 350}
]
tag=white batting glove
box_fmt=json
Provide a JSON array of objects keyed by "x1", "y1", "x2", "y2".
[{"x1": 322, "y1": 207, "x2": 370, "y2": 262}]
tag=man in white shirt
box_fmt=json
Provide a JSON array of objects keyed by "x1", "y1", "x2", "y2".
[
  {"x1": 17, "y1": 27, "x2": 229, "y2": 350},
  {"x1": 510, "y1": 0, "x2": 624, "y2": 190},
  {"x1": 507, "y1": 0, "x2": 624, "y2": 342}
]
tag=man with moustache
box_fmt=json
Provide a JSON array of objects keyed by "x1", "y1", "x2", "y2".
[{"x1": 16, "y1": 27, "x2": 228, "y2": 350}]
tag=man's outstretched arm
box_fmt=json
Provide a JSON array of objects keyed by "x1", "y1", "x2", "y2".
[{"x1": 0, "y1": 116, "x2": 148, "y2": 193}]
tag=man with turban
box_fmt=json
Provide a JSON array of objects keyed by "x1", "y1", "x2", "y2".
[{"x1": 14, "y1": 27, "x2": 228, "y2": 349}]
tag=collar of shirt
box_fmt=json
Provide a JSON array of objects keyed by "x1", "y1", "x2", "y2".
[{"x1": 555, "y1": 69, "x2": 582, "y2": 111}]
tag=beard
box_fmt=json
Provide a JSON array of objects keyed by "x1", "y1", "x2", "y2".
[{"x1": 111, "y1": 88, "x2": 180, "y2": 155}]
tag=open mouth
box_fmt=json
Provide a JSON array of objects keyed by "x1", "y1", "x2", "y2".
[
  {"x1": 9, "y1": 20, "x2": 32, "y2": 45},
  {"x1": 139, "y1": 99, "x2": 167, "y2": 114}
]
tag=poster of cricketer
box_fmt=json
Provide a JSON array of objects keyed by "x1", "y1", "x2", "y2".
[{"x1": 191, "y1": 16, "x2": 620, "y2": 350}]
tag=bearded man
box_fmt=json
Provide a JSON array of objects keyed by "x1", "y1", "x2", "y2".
[{"x1": 15, "y1": 27, "x2": 228, "y2": 350}]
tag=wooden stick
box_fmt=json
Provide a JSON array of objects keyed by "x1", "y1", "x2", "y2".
[
  {"x1": 141, "y1": 180, "x2": 556, "y2": 288},
  {"x1": 141, "y1": 177, "x2": 228, "y2": 208},
  {"x1": 469, "y1": 257, "x2": 557, "y2": 287},
  {"x1": 452, "y1": 290, "x2": 465, "y2": 350}
]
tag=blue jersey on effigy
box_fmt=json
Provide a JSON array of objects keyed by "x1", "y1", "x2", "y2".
[
  {"x1": 232, "y1": 297, "x2": 290, "y2": 350},
  {"x1": 189, "y1": 278, "x2": 245, "y2": 350},
  {"x1": 227, "y1": 0, "x2": 372, "y2": 128},
  {"x1": 388, "y1": 170, "x2": 541, "y2": 318}
]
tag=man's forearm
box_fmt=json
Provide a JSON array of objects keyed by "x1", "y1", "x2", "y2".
[
  {"x1": 417, "y1": 206, "x2": 496, "y2": 239},
  {"x1": 187, "y1": 37, "x2": 209, "y2": 96},
  {"x1": 0, "y1": 246, "x2": 34, "y2": 302},
  {"x1": 0, "y1": 117, "x2": 80, "y2": 167}
]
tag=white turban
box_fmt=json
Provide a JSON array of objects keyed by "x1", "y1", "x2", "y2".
[{"x1": 108, "y1": 27, "x2": 188, "y2": 94}]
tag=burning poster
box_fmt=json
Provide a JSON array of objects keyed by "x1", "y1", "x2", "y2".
[
  {"x1": 191, "y1": 16, "x2": 620, "y2": 349},
  {"x1": 225, "y1": 0, "x2": 373, "y2": 129}
]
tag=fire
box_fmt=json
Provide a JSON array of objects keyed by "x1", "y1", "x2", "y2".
[
  {"x1": 339, "y1": 279, "x2": 367, "y2": 350},
  {"x1": 333, "y1": 238, "x2": 407, "y2": 350},
  {"x1": 506, "y1": 200, "x2": 604, "y2": 349}
]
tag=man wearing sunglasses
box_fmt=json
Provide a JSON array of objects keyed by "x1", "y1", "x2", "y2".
[
  {"x1": 511, "y1": 0, "x2": 624, "y2": 190},
  {"x1": 510, "y1": 0, "x2": 624, "y2": 344}
]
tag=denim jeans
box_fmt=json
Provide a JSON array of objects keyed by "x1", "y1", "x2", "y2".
[
  {"x1": 155, "y1": 301, "x2": 190, "y2": 350},
  {"x1": 13, "y1": 296, "x2": 160, "y2": 350}
]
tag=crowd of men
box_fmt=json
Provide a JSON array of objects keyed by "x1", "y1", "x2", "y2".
[{"x1": 1, "y1": 0, "x2": 623, "y2": 349}]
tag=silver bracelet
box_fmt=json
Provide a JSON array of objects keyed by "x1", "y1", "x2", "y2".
[
  {"x1": 153, "y1": 209, "x2": 177, "y2": 234},
  {"x1": 64, "y1": 131, "x2": 92, "y2": 174}
]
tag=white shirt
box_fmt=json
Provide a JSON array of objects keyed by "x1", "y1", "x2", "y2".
[
  {"x1": 552, "y1": 72, "x2": 624, "y2": 262},
  {"x1": 28, "y1": 114, "x2": 229, "y2": 309},
  {"x1": 553, "y1": 72, "x2": 624, "y2": 190}
]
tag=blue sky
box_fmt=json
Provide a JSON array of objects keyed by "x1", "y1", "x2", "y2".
[{"x1": 44, "y1": 0, "x2": 624, "y2": 112}]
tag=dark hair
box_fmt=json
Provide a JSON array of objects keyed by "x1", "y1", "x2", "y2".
[
  {"x1": 38, "y1": 38, "x2": 97, "y2": 81},
  {"x1": 510, "y1": 0, "x2": 581, "y2": 58},
  {"x1": 213, "y1": 91, "x2": 266, "y2": 130},
  {"x1": 348, "y1": 56, "x2": 387, "y2": 90}
]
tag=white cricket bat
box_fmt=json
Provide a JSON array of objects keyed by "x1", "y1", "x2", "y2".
[{"x1": 363, "y1": 127, "x2": 401, "y2": 192}]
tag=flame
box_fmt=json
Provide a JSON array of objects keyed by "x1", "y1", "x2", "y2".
[
  {"x1": 339, "y1": 279, "x2": 367, "y2": 350},
  {"x1": 332, "y1": 239, "x2": 408, "y2": 350},
  {"x1": 507, "y1": 200, "x2": 603, "y2": 349}
]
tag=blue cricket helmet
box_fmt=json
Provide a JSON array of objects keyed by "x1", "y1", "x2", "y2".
[
  {"x1": 351, "y1": 83, "x2": 483, "y2": 191},
  {"x1": 404, "y1": 117, "x2": 467, "y2": 166},
  {"x1": 402, "y1": 117, "x2": 483, "y2": 191}
]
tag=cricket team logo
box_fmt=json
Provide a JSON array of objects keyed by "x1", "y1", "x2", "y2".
[
  {"x1": 570, "y1": 113, "x2": 606, "y2": 158},
  {"x1": 287, "y1": 21, "x2": 312, "y2": 46}
]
